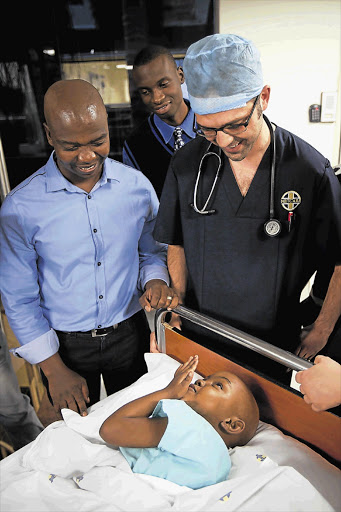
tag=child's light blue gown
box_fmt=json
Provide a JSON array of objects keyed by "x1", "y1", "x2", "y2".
[{"x1": 120, "y1": 399, "x2": 231, "y2": 489}]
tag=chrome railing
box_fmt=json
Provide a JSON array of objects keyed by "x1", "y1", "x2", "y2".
[
  {"x1": 0, "y1": 137, "x2": 11, "y2": 203},
  {"x1": 155, "y1": 305, "x2": 312, "y2": 372}
]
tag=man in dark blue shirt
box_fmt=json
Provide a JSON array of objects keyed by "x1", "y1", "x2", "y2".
[{"x1": 153, "y1": 34, "x2": 341, "y2": 382}]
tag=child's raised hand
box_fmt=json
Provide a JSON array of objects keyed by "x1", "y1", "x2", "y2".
[{"x1": 164, "y1": 356, "x2": 199, "y2": 399}]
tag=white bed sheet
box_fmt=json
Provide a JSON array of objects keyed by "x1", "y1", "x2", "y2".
[{"x1": 1, "y1": 353, "x2": 340, "y2": 512}]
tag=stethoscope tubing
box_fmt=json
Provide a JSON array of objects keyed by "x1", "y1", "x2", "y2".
[
  {"x1": 192, "y1": 117, "x2": 279, "y2": 230},
  {"x1": 192, "y1": 143, "x2": 222, "y2": 214},
  {"x1": 268, "y1": 119, "x2": 276, "y2": 220}
]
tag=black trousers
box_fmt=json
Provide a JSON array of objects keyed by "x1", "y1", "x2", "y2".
[{"x1": 41, "y1": 310, "x2": 150, "y2": 406}]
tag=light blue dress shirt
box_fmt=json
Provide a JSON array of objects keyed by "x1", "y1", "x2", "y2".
[
  {"x1": 0, "y1": 154, "x2": 168, "y2": 364},
  {"x1": 120, "y1": 399, "x2": 231, "y2": 489},
  {"x1": 122, "y1": 105, "x2": 196, "y2": 169}
]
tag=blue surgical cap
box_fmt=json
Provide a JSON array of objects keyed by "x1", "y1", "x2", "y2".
[{"x1": 183, "y1": 34, "x2": 264, "y2": 115}]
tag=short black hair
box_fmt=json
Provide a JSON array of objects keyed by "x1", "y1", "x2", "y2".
[{"x1": 133, "y1": 45, "x2": 177, "y2": 70}]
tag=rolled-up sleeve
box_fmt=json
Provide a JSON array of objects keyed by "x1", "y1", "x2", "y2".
[
  {"x1": 12, "y1": 329, "x2": 59, "y2": 364},
  {"x1": 0, "y1": 196, "x2": 57, "y2": 362}
]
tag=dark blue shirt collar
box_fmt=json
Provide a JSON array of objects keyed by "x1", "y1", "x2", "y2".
[{"x1": 153, "y1": 101, "x2": 196, "y2": 145}]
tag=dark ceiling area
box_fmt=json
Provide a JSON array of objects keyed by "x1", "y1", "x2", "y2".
[
  {"x1": 1, "y1": 0, "x2": 215, "y2": 62},
  {"x1": 0, "y1": 0, "x2": 215, "y2": 187}
]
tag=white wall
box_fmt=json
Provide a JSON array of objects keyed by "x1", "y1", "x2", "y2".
[{"x1": 219, "y1": 0, "x2": 340, "y2": 165}]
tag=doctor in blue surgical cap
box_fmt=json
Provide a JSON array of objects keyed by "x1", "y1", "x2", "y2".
[
  {"x1": 154, "y1": 34, "x2": 341, "y2": 383},
  {"x1": 183, "y1": 34, "x2": 263, "y2": 114}
]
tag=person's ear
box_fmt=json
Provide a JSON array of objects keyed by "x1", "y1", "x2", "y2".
[
  {"x1": 259, "y1": 85, "x2": 270, "y2": 112},
  {"x1": 220, "y1": 417, "x2": 245, "y2": 435},
  {"x1": 177, "y1": 66, "x2": 185, "y2": 85},
  {"x1": 43, "y1": 123, "x2": 54, "y2": 147}
]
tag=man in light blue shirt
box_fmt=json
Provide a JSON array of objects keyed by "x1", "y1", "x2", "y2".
[
  {"x1": 122, "y1": 45, "x2": 197, "y2": 199},
  {"x1": 0, "y1": 79, "x2": 176, "y2": 417}
]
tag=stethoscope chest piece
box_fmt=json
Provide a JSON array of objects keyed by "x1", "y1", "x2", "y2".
[{"x1": 264, "y1": 219, "x2": 282, "y2": 237}]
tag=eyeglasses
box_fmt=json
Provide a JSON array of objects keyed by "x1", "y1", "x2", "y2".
[{"x1": 194, "y1": 95, "x2": 260, "y2": 139}]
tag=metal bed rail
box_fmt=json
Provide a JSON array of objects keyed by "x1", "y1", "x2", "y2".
[{"x1": 155, "y1": 305, "x2": 312, "y2": 372}]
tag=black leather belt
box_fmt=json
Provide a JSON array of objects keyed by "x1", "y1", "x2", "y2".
[{"x1": 59, "y1": 323, "x2": 121, "y2": 338}]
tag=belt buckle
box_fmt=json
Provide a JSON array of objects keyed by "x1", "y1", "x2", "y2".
[
  {"x1": 91, "y1": 328, "x2": 106, "y2": 338},
  {"x1": 90, "y1": 324, "x2": 118, "y2": 337}
]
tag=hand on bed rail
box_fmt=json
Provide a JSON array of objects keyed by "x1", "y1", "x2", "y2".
[
  {"x1": 294, "y1": 324, "x2": 328, "y2": 362},
  {"x1": 139, "y1": 279, "x2": 178, "y2": 312},
  {"x1": 296, "y1": 355, "x2": 341, "y2": 412}
]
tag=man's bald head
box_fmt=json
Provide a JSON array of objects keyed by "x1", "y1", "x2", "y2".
[
  {"x1": 43, "y1": 79, "x2": 110, "y2": 192},
  {"x1": 44, "y1": 79, "x2": 107, "y2": 129}
]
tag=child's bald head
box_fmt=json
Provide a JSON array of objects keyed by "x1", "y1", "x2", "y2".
[{"x1": 182, "y1": 371, "x2": 259, "y2": 447}]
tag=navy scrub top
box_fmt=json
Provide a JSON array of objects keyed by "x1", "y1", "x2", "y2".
[{"x1": 154, "y1": 118, "x2": 341, "y2": 356}]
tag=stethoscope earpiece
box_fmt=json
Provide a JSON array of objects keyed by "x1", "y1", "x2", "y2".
[{"x1": 190, "y1": 204, "x2": 216, "y2": 214}]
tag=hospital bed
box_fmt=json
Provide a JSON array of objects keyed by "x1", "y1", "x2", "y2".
[{"x1": 0, "y1": 307, "x2": 340, "y2": 512}]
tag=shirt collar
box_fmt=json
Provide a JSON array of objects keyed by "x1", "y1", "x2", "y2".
[
  {"x1": 45, "y1": 152, "x2": 118, "y2": 193},
  {"x1": 153, "y1": 101, "x2": 196, "y2": 145}
]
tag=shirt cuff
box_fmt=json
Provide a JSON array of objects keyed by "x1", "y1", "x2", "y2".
[
  {"x1": 140, "y1": 266, "x2": 170, "y2": 290},
  {"x1": 10, "y1": 329, "x2": 60, "y2": 365}
]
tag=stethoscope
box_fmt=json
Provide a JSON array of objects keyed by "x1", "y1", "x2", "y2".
[{"x1": 191, "y1": 117, "x2": 282, "y2": 237}]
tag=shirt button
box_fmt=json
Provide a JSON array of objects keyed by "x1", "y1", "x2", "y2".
[
  {"x1": 97, "y1": 262, "x2": 101, "y2": 266},
  {"x1": 93, "y1": 228, "x2": 97, "y2": 233},
  {"x1": 99, "y1": 295, "x2": 103, "y2": 299},
  {"x1": 88, "y1": 195, "x2": 91, "y2": 199}
]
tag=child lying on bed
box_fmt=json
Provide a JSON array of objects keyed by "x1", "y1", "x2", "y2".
[{"x1": 100, "y1": 355, "x2": 259, "y2": 489}]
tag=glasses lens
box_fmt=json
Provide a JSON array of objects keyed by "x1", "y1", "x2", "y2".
[
  {"x1": 222, "y1": 124, "x2": 246, "y2": 135},
  {"x1": 198, "y1": 129, "x2": 216, "y2": 138},
  {"x1": 197, "y1": 125, "x2": 246, "y2": 138}
]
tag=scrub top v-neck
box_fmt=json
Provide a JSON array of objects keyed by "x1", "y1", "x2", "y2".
[{"x1": 184, "y1": 140, "x2": 282, "y2": 339}]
